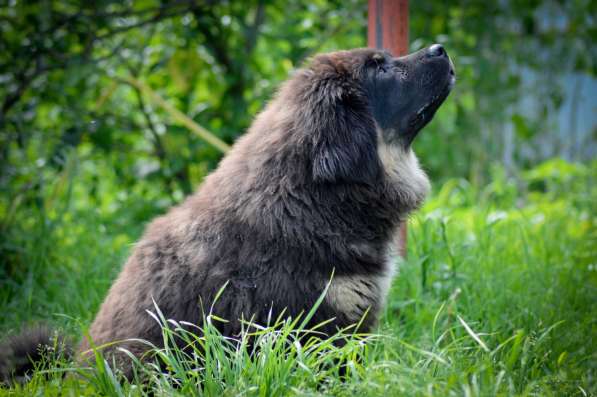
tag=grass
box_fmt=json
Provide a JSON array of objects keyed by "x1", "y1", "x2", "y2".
[{"x1": 0, "y1": 158, "x2": 595, "y2": 396}]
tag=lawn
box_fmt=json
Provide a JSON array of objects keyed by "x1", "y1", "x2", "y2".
[{"x1": 1, "y1": 159, "x2": 595, "y2": 396}]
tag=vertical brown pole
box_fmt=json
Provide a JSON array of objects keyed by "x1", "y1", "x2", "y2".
[
  {"x1": 368, "y1": 0, "x2": 409, "y2": 56},
  {"x1": 368, "y1": 0, "x2": 409, "y2": 258}
]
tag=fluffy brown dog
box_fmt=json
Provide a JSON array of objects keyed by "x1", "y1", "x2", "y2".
[{"x1": 1, "y1": 45, "x2": 455, "y2": 381}]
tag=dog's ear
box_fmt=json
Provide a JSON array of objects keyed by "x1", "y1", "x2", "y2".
[{"x1": 309, "y1": 86, "x2": 381, "y2": 185}]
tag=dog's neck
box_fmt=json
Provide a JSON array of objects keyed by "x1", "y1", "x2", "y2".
[{"x1": 377, "y1": 128, "x2": 430, "y2": 212}]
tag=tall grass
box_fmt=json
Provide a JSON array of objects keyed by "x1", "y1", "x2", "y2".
[{"x1": 0, "y1": 159, "x2": 595, "y2": 396}]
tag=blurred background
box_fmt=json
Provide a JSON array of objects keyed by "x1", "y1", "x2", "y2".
[{"x1": 0, "y1": 0, "x2": 595, "y2": 325}]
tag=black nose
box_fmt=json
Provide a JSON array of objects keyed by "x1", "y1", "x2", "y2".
[{"x1": 428, "y1": 44, "x2": 447, "y2": 58}]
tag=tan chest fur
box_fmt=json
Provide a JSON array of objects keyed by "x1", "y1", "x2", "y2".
[
  {"x1": 325, "y1": 133, "x2": 430, "y2": 324},
  {"x1": 377, "y1": 137, "x2": 431, "y2": 210}
]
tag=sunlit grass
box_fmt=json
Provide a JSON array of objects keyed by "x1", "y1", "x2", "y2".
[{"x1": 1, "y1": 159, "x2": 595, "y2": 395}]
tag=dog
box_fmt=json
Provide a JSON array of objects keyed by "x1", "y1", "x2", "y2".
[{"x1": 1, "y1": 45, "x2": 455, "y2": 382}]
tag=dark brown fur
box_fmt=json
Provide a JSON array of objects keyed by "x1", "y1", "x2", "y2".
[{"x1": 2, "y1": 47, "x2": 454, "y2": 380}]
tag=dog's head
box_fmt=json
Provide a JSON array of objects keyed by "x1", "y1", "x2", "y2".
[
  {"x1": 361, "y1": 45, "x2": 455, "y2": 147},
  {"x1": 301, "y1": 46, "x2": 455, "y2": 184}
]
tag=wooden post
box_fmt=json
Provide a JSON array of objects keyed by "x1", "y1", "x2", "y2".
[
  {"x1": 368, "y1": 0, "x2": 409, "y2": 56},
  {"x1": 368, "y1": 0, "x2": 409, "y2": 258}
]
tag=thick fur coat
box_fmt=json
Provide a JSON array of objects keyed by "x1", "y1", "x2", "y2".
[{"x1": 1, "y1": 46, "x2": 454, "y2": 381}]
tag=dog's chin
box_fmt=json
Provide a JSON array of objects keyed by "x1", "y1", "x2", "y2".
[{"x1": 400, "y1": 79, "x2": 454, "y2": 147}]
